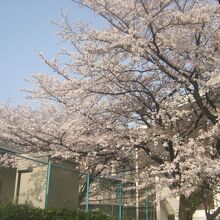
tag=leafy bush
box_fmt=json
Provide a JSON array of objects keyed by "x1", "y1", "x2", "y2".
[{"x1": 0, "y1": 203, "x2": 115, "y2": 220}]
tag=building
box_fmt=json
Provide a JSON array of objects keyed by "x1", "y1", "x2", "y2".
[
  {"x1": 0, "y1": 146, "x2": 79, "y2": 210},
  {"x1": 157, "y1": 187, "x2": 220, "y2": 220}
]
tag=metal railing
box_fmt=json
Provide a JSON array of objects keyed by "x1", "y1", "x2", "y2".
[{"x1": 0, "y1": 146, "x2": 156, "y2": 220}]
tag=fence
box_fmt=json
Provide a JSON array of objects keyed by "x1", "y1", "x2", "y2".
[
  {"x1": 0, "y1": 146, "x2": 156, "y2": 220},
  {"x1": 80, "y1": 172, "x2": 156, "y2": 220}
]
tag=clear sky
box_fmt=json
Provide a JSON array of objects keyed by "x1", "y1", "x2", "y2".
[{"x1": 0, "y1": 0, "x2": 104, "y2": 105}]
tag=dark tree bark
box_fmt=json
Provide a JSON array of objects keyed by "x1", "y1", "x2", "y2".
[
  {"x1": 179, "y1": 191, "x2": 203, "y2": 220},
  {"x1": 207, "y1": 207, "x2": 220, "y2": 220},
  {"x1": 179, "y1": 195, "x2": 194, "y2": 220}
]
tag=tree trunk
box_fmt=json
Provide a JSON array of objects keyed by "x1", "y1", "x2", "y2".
[
  {"x1": 179, "y1": 194, "x2": 194, "y2": 220},
  {"x1": 206, "y1": 207, "x2": 220, "y2": 220}
]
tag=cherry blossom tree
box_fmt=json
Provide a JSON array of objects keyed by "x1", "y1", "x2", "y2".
[{"x1": 0, "y1": 0, "x2": 220, "y2": 219}]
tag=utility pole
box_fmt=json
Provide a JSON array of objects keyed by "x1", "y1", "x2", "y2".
[{"x1": 135, "y1": 149, "x2": 139, "y2": 220}]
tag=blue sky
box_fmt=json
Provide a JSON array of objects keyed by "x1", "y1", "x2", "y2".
[{"x1": 0, "y1": 0, "x2": 104, "y2": 105}]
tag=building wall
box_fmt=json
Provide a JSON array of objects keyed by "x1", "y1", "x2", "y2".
[
  {"x1": 0, "y1": 149, "x2": 79, "y2": 210},
  {"x1": 0, "y1": 167, "x2": 16, "y2": 203},
  {"x1": 160, "y1": 203, "x2": 169, "y2": 220},
  {"x1": 166, "y1": 197, "x2": 179, "y2": 220},
  {"x1": 193, "y1": 210, "x2": 207, "y2": 220},
  {"x1": 18, "y1": 160, "x2": 79, "y2": 210},
  {"x1": 18, "y1": 165, "x2": 47, "y2": 208},
  {"x1": 47, "y1": 162, "x2": 79, "y2": 210}
]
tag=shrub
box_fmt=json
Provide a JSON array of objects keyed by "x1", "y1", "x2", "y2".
[{"x1": 0, "y1": 203, "x2": 115, "y2": 220}]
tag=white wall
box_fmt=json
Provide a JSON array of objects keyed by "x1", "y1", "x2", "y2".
[{"x1": 160, "y1": 202, "x2": 169, "y2": 220}]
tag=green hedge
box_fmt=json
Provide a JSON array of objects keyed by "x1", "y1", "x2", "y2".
[{"x1": 0, "y1": 204, "x2": 115, "y2": 220}]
